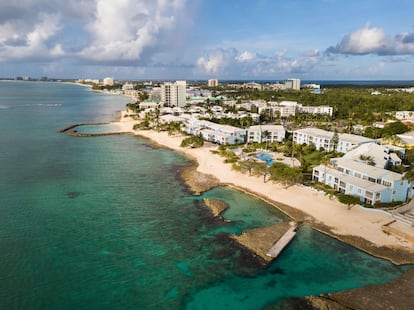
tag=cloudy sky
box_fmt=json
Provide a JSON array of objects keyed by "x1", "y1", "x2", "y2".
[{"x1": 1, "y1": 0, "x2": 414, "y2": 80}]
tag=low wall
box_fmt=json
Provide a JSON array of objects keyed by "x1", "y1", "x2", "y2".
[
  {"x1": 356, "y1": 204, "x2": 392, "y2": 216},
  {"x1": 382, "y1": 221, "x2": 414, "y2": 243}
]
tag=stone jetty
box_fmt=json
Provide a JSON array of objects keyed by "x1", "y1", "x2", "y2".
[
  {"x1": 231, "y1": 221, "x2": 298, "y2": 263},
  {"x1": 203, "y1": 198, "x2": 229, "y2": 218}
]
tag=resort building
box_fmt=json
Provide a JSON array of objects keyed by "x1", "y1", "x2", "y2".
[
  {"x1": 257, "y1": 101, "x2": 333, "y2": 118},
  {"x1": 103, "y1": 77, "x2": 114, "y2": 86},
  {"x1": 299, "y1": 105, "x2": 333, "y2": 117},
  {"x1": 293, "y1": 128, "x2": 374, "y2": 153},
  {"x1": 207, "y1": 79, "x2": 219, "y2": 87},
  {"x1": 336, "y1": 133, "x2": 374, "y2": 153},
  {"x1": 161, "y1": 81, "x2": 187, "y2": 108},
  {"x1": 284, "y1": 78, "x2": 301, "y2": 90},
  {"x1": 247, "y1": 125, "x2": 286, "y2": 143},
  {"x1": 122, "y1": 83, "x2": 134, "y2": 91},
  {"x1": 342, "y1": 142, "x2": 404, "y2": 169},
  {"x1": 312, "y1": 157, "x2": 412, "y2": 205},
  {"x1": 258, "y1": 101, "x2": 298, "y2": 118},
  {"x1": 184, "y1": 119, "x2": 246, "y2": 145},
  {"x1": 139, "y1": 101, "x2": 161, "y2": 110},
  {"x1": 395, "y1": 111, "x2": 414, "y2": 121}
]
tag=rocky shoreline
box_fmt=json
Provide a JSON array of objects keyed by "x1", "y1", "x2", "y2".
[
  {"x1": 179, "y1": 167, "x2": 414, "y2": 309},
  {"x1": 303, "y1": 268, "x2": 414, "y2": 310},
  {"x1": 180, "y1": 163, "x2": 414, "y2": 265},
  {"x1": 203, "y1": 198, "x2": 229, "y2": 218}
]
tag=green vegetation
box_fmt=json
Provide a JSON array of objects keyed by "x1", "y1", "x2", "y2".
[
  {"x1": 268, "y1": 162, "x2": 303, "y2": 188},
  {"x1": 180, "y1": 134, "x2": 204, "y2": 148},
  {"x1": 364, "y1": 121, "x2": 410, "y2": 138},
  {"x1": 337, "y1": 194, "x2": 361, "y2": 210},
  {"x1": 218, "y1": 87, "x2": 414, "y2": 124}
]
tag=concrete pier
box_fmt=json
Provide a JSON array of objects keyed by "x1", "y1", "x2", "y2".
[
  {"x1": 266, "y1": 222, "x2": 298, "y2": 258},
  {"x1": 231, "y1": 221, "x2": 299, "y2": 263}
]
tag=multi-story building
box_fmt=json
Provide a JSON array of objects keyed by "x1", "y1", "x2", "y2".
[
  {"x1": 161, "y1": 81, "x2": 187, "y2": 107},
  {"x1": 293, "y1": 128, "x2": 374, "y2": 153},
  {"x1": 341, "y1": 142, "x2": 403, "y2": 169},
  {"x1": 184, "y1": 119, "x2": 246, "y2": 145},
  {"x1": 258, "y1": 101, "x2": 298, "y2": 118},
  {"x1": 285, "y1": 78, "x2": 301, "y2": 90},
  {"x1": 312, "y1": 157, "x2": 412, "y2": 205},
  {"x1": 103, "y1": 77, "x2": 114, "y2": 86},
  {"x1": 395, "y1": 111, "x2": 414, "y2": 121},
  {"x1": 299, "y1": 105, "x2": 333, "y2": 117},
  {"x1": 207, "y1": 79, "x2": 219, "y2": 87},
  {"x1": 122, "y1": 83, "x2": 134, "y2": 91},
  {"x1": 247, "y1": 125, "x2": 286, "y2": 143}
]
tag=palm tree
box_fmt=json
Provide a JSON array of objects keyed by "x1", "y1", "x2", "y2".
[
  {"x1": 238, "y1": 159, "x2": 256, "y2": 176},
  {"x1": 263, "y1": 130, "x2": 271, "y2": 150},
  {"x1": 253, "y1": 162, "x2": 269, "y2": 183}
]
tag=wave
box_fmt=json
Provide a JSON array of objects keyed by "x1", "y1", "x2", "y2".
[{"x1": 0, "y1": 104, "x2": 9, "y2": 109}]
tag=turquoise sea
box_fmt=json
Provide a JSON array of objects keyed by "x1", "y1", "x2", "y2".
[{"x1": 0, "y1": 81, "x2": 411, "y2": 309}]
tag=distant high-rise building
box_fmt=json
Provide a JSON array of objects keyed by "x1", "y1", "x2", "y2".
[
  {"x1": 285, "y1": 78, "x2": 300, "y2": 90},
  {"x1": 161, "y1": 80, "x2": 187, "y2": 107},
  {"x1": 208, "y1": 79, "x2": 219, "y2": 87},
  {"x1": 103, "y1": 77, "x2": 114, "y2": 86}
]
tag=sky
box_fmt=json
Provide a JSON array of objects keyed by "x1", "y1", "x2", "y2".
[{"x1": 1, "y1": 0, "x2": 414, "y2": 80}]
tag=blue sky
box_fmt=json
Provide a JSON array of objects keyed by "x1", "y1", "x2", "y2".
[{"x1": 1, "y1": 0, "x2": 414, "y2": 80}]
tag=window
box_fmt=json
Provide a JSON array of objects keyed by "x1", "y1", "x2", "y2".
[{"x1": 382, "y1": 180, "x2": 392, "y2": 187}]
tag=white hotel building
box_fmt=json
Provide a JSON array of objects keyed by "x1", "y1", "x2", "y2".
[
  {"x1": 247, "y1": 125, "x2": 286, "y2": 143},
  {"x1": 313, "y1": 158, "x2": 412, "y2": 205},
  {"x1": 293, "y1": 128, "x2": 374, "y2": 153},
  {"x1": 184, "y1": 119, "x2": 246, "y2": 145},
  {"x1": 161, "y1": 81, "x2": 187, "y2": 108}
]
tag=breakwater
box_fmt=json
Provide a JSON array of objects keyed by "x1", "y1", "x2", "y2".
[
  {"x1": 59, "y1": 123, "x2": 130, "y2": 137},
  {"x1": 59, "y1": 123, "x2": 107, "y2": 133},
  {"x1": 67, "y1": 130, "x2": 130, "y2": 137}
]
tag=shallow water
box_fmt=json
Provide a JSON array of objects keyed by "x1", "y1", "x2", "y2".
[{"x1": 0, "y1": 81, "x2": 411, "y2": 309}]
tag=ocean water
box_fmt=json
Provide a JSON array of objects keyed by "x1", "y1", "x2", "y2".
[{"x1": 0, "y1": 81, "x2": 411, "y2": 309}]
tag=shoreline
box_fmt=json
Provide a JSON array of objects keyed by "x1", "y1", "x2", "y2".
[{"x1": 67, "y1": 111, "x2": 414, "y2": 264}]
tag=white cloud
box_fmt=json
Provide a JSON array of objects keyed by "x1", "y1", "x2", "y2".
[
  {"x1": 327, "y1": 25, "x2": 414, "y2": 55},
  {"x1": 197, "y1": 48, "x2": 238, "y2": 74},
  {"x1": 236, "y1": 51, "x2": 257, "y2": 62},
  {"x1": 79, "y1": 0, "x2": 187, "y2": 64},
  {"x1": 196, "y1": 48, "x2": 323, "y2": 78},
  {"x1": 0, "y1": 12, "x2": 65, "y2": 61},
  {"x1": 0, "y1": 0, "x2": 192, "y2": 68}
]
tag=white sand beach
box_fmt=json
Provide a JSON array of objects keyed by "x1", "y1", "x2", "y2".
[{"x1": 113, "y1": 112, "x2": 414, "y2": 254}]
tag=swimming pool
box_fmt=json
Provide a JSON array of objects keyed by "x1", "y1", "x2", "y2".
[{"x1": 256, "y1": 152, "x2": 274, "y2": 166}]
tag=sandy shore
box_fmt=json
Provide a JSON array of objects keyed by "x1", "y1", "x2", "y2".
[{"x1": 110, "y1": 112, "x2": 414, "y2": 263}]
